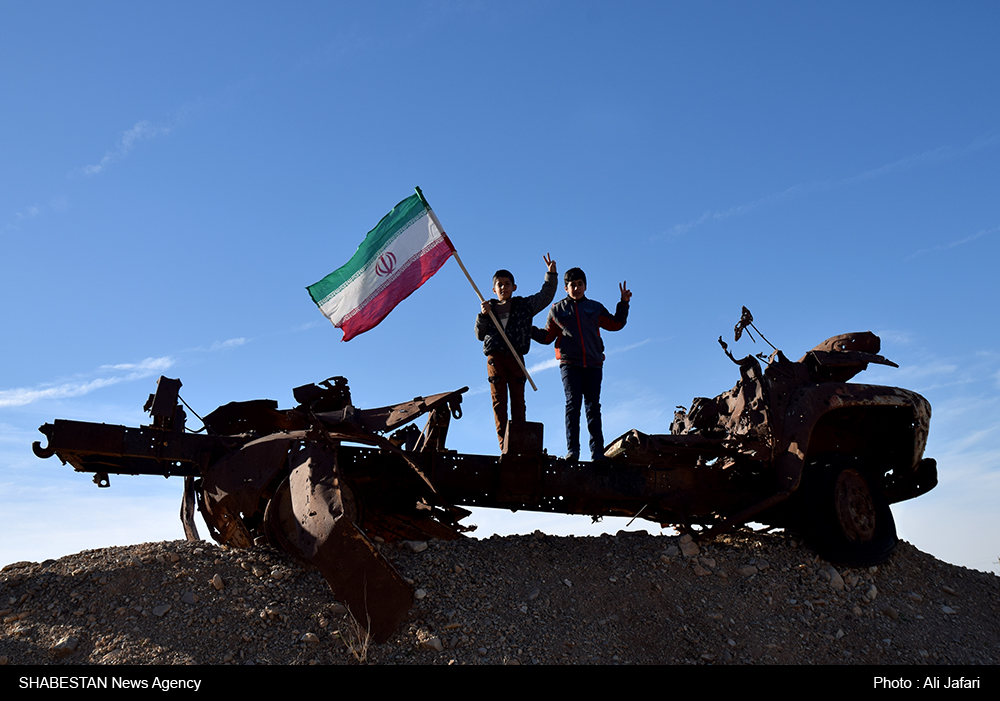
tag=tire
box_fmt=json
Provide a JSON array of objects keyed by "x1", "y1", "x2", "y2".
[{"x1": 799, "y1": 454, "x2": 897, "y2": 566}]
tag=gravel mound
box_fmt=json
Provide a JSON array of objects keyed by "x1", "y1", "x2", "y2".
[{"x1": 2, "y1": 529, "x2": 998, "y2": 665}]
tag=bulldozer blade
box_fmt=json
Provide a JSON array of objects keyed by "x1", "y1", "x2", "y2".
[{"x1": 264, "y1": 439, "x2": 412, "y2": 644}]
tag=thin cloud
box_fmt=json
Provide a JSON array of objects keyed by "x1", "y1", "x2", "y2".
[
  {"x1": 873, "y1": 329, "x2": 914, "y2": 347},
  {"x1": 668, "y1": 185, "x2": 805, "y2": 237},
  {"x1": 8, "y1": 115, "x2": 173, "y2": 229},
  {"x1": 906, "y1": 224, "x2": 1000, "y2": 261},
  {"x1": 844, "y1": 135, "x2": 999, "y2": 187},
  {"x1": 465, "y1": 384, "x2": 490, "y2": 397},
  {"x1": 606, "y1": 338, "x2": 652, "y2": 355},
  {"x1": 1, "y1": 333, "x2": 250, "y2": 409},
  {"x1": 81, "y1": 120, "x2": 170, "y2": 176},
  {"x1": 665, "y1": 135, "x2": 999, "y2": 238},
  {"x1": 526, "y1": 357, "x2": 561, "y2": 375},
  {"x1": 0, "y1": 423, "x2": 34, "y2": 445},
  {"x1": 6, "y1": 198, "x2": 69, "y2": 233},
  {"x1": 0, "y1": 356, "x2": 174, "y2": 408},
  {"x1": 891, "y1": 360, "x2": 959, "y2": 381},
  {"x1": 100, "y1": 357, "x2": 175, "y2": 372},
  {"x1": 183, "y1": 337, "x2": 250, "y2": 353},
  {"x1": 601, "y1": 388, "x2": 669, "y2": 436},
  {"x1": 209, "y1": 337, "x2": 247, "y2": 351},
  {"x1": 293, "y1": 319, "x2": 327, "y2": 332},
  {"x1": 526, "y1": 338, "x2": 650, "y2": 375}
]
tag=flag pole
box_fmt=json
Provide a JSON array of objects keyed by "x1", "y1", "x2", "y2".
[{"x1": 415, "y1": 187, "x2": 538, "y2": 392}]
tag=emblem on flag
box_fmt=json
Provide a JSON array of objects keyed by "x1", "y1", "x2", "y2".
[{"x1": 374, "y1": 252, "x2": 396, "y2": 277}]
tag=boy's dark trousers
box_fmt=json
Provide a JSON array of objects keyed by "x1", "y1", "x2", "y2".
[
  {"x1": 488, "y1": 353, "x2": 526, "y2": 450},
  {"x1": 560, "y1": 364, "x2": 603, "y2": 460}
]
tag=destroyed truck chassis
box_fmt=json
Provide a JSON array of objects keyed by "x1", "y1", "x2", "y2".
[{"x1": 33, "y1": 323, "x2": 937, "y2": 642}]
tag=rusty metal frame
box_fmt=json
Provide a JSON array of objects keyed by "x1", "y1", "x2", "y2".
[{"x1": 32, "y1": 313, "x2": 937, "y2": 642}]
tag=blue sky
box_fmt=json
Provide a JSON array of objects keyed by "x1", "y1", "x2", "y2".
[{"x1": 2, "y1": 2, "x2": 998, "y2": 575}]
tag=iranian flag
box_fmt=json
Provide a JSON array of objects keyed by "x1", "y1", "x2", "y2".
[{"x1": 307, "y1": 189, "x2": 454, "y2": 341}]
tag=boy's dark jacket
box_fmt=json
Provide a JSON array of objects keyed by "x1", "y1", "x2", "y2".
[
  {"x1": 475, "y1": 271, "x2": 558, "y2": 356},
  {"x1": 534, "y1": 296, "x2": 629, "y2": 368}
]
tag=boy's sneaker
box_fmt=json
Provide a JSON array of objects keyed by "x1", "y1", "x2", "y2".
[{"x1": 560, "y1": 451, "x2": 579, "y2": 461}]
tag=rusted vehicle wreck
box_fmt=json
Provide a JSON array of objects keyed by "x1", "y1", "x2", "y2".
[{"x1": 33, "y1": 310, "x2": 937, "y2": 642}]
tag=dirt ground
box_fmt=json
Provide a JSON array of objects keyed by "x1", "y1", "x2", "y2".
[{"x1": 2, "y1": 528, "x2": 998, "y2": 667}]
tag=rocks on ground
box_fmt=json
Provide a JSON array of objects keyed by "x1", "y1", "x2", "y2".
[{"x1": 1, "y1": 529, "x2": 998, "y2": 665}]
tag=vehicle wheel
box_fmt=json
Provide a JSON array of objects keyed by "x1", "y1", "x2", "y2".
[{"x1": 800, "y1": 455, "x2": 897, "y2": 566}]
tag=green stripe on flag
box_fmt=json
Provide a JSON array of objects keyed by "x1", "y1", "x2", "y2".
[{"x1": 307, "y1": 193, "x2": 428, "y2": 305}]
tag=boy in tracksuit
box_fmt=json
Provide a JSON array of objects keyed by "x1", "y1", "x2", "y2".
[
  {"x1": 475, "y1": 254, "x2": 558, "y2": 451},
  {"x1": 533, "y1": 267, "x2": 632, "y2": 461}
]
